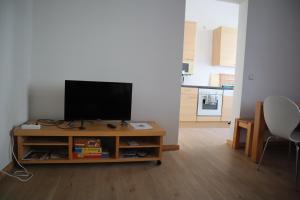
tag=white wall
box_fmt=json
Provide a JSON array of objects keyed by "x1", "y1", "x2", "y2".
[
  {"x1": 233, "y1": 0, "x2": 248, "y2": 120},
  {"x1": 240, "y1": 0, "x2": 300, "y2": 118},
  {"x1": 0, "y1": 0, "x2": 32, "y2": 169},
  {"x1": 29, "y1": 0, "x2": 186, "y2": 144},
  {"x1": 183, "y1": 0, "x2": 239, "y2": 86}
]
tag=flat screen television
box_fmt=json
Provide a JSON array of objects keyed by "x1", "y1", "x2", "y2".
[{"x1": 64, "y1": 80, "x2": 132, "y2": 122}]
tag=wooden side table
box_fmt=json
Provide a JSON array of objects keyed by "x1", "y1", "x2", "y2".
[{"x1": 232, "y1": 119, "x2": 254, "y2": 156}]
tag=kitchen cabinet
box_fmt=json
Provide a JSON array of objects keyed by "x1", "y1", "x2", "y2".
[
  {"x1": 212, "y1": 27, "x2": 237, "y2": 67},
  {"x1": 210, "y1": 74, "x2": 235, "y2": 87},
  {"x1": 221, "y1": 94, "x2": 233, "y2": 122},
  {"x1": 180, "y1": 86, "x2": 234, "y2": 122},
  {"x1": 183, "y1": 21, "x2": 197, "y2": 61},
  {"x1": 179, "y1": 88, "x2": 198, "y2": 121}
]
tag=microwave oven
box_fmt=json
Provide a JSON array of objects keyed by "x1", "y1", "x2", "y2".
[{"x1": 182, "y1": 62, "x2": 193, "y2": 75}]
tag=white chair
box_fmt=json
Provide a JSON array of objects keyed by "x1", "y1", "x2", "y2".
[{"x1": 257, "y1": 96, "x2": 300, "y2": 188}]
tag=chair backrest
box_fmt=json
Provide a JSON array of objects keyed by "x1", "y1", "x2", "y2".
[{"x1": 263, "y1": 96, "x2": 300, "y2": 140}]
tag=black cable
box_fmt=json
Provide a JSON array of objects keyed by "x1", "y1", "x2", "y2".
[
  {"x1": 56, "y1": 121, "x2": 81, "y2": 129},
  {"x1": 36, "y1": 119, "x2": 64, "y2": 126}
]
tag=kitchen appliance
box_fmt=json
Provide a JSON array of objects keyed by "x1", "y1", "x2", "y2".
[
  {"x1": 197, "y1": 88, "x2": 223, "y2": 116},
  {"x1": 182, "y1": 62, "x2": 193, "y2": 75}
]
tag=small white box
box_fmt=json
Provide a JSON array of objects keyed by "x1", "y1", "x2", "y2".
[
  {"x1": 129, "y1": 122, "x2": 153, "y2": 130},
  {"x1": 21, "y1": 124, "x2": 41, "y2": 130}
]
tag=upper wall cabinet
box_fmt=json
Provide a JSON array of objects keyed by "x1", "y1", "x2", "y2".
[
  {"x1": 212, "y1": 27, "x2": 237, "y2": 67},
  {"x1": 183, "y1": 21, "x2": 197, "y2": 62}
]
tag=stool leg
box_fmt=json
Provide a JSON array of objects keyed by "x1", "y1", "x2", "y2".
[
  {"x1": 245, "y1": 123, "x2": 253, "y2": 156},
  {"x1": 232, "y1": 119, "x2": 241, "y2": 149}
]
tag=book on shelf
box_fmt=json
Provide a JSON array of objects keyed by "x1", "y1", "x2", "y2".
[
  {"x1": 73, "y1": 152, "x2": 110, "y2": 159},
  {"x1": 120, "y1": 149, "x2": 150, "y2": 158},
  {"x1": 74, "y1": 137, "x2": 101, "y2": 147},
  {"x1": 73, "y1": 137, "x2": 103, "y2": 158},
  {"x1": 127, "y1": 140, "x2": 139, "y2": 146},
  {"x1": 23, "y1": 149, "x2": 67, "y2": 160},
  {"x1": 50, "y1": 152, "x2": 68, "y2": 159},
  {"x1": 81, "y1": 153, "x2": 102, "y2": 158},
  {"x1": 73, "y1": 151, "x2": 102, "y2": 158},
  {"x1": 74, "y1": 147, "x2": 102, "y2": 154},
  {"x1": 101, "y1": 151, "x2": 110, "y2": 158},
  {"x1": 72, "y1": 137, "x2": 112, "y2": 159},
  {"x1": 23, "y1": 151, "x2": 49, "y2": 160}
]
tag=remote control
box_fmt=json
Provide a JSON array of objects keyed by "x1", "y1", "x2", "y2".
[{"x1": 107, "y1": 123, "x2": 116, "y2": 129}]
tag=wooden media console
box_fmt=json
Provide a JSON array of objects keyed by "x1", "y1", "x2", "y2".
[{"x1": 14, "y1": 121, "x2": 165, "y2": 165}]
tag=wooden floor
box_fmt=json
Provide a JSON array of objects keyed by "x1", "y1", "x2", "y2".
[
  {"x1": 0, "y1": 127, "x2": 299, "y2": 200},
  {"x1": 179, "y1": 121, "x2": 230, "y2": 128}
]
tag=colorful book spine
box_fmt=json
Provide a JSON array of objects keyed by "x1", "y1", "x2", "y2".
[
  {"x1": 74, "y1": 147, "x2": 102, "y2": 154},
  {"x1": 101, "y1": 152, "x2": 110, "y2": 158},
  {"x1": 83, "y1": 153, "x2": 102, "y2": 158},
  {"x1": 73, "y1": 152, "x2": 102, "y2": 158},
  {"x1": 73, "y1": 138, "x2": 105, "y2": 158},
  {"x1": 73, "y1": 138, "x2": 101, "y2": 148}
]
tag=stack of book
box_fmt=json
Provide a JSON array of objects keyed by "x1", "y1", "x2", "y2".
[
  {"x1": 119, "y1": 149, "x2": 148, "y2": 158},
  {"x1": 73, "y1": 137, "x2": 102, "y2": 158},
  {"x1": 23, "y1": 149, "x2": 67, "y2": 160}
]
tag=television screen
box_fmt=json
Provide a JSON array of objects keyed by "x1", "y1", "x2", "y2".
[{"x1": 64, "y1": 80, "x2": 132, "y2": 121}]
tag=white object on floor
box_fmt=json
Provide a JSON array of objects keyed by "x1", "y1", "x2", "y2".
[
  {"x1": 130, "y1": 122, "x2": 153, "y2": 130},
  {"x1": 21, "y1": 124, "x2": 41, "y2": 129},
  {"x1": 0, "y1": 130, "x2": 33, "y2": 182}
]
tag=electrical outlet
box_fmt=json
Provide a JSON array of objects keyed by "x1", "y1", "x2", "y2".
[{"x1": 248, "y1": 73, "x2": 254, "y2": 80}]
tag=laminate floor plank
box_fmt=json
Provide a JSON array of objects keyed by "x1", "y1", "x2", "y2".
[{"x1": 0, "y1": 127, "x2": 299, "y2": 200}]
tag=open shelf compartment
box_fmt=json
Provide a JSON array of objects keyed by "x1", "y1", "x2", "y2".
[
  {"x1": 119, "y1": 136, "x2": 160, "y2": 148},
  {"x1": 21, "y1": 146, "x2": 68, "y2": 162},
  {"x1": 22, "y1": 136, "x2": 68, "y2": 146},
  {"x1": 119, "y1": 147, "x2": 160, "y2": 159},
  {"x1": 72, "y1": 136, "x2": 116, "y2": 160}
]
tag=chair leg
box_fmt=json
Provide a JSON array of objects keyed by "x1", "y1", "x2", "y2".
[
  {"x1": 289, "y1": 141, "x2": 292, "y2": 158},
  {"x1": 296, "y1": 143, "x2": 299, "y2": 189},
  {"x1": 257, "y1": 136, "x2": 273, "y2": 171}
]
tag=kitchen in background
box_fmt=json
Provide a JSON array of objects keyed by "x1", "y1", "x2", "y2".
[{"x1": 180, "y1": 0, "x2": 238, "y2": 124}]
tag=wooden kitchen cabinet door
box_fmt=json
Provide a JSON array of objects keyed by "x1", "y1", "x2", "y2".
[
  {"x1": 210, "y1": 74, "x2": 235, "y2": 87},
  {"x1": 179, "y1": 88, "x2": 198, "y2": 121},
  {"x1": 183, "y1": 21, "x2": 197, "y2": 61},
  {"x1": 212, "y1": 27, "x2": 237, "y2": 67},
  {"x1": 221, "y1": 95, "x2": 233, "y2": 122}
]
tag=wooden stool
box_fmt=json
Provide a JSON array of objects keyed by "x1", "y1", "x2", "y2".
[{"x1": 232, "y1": 119, "x2": 254, "y2": 156}]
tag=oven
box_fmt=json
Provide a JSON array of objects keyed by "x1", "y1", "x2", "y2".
[{"x1": 197, "y1": 88, "x2": 223, "y2": 116}]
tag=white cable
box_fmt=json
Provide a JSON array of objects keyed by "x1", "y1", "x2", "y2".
[{"x1": 0, "y1": 130, "x2": 33, "y2": 182}]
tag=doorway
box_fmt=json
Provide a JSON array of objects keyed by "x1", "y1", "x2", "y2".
[{"x1": 179, "y1": 0, "x2": 248, "y2": 144}]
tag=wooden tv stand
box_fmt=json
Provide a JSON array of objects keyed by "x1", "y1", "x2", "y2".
[{"x1": 14, "y1": 121, "x2": 166, "y2": 165}]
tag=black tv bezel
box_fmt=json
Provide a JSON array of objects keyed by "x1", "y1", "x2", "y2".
[{"x1": 64, "y1": 80, "x2": 132, "y2": 121}]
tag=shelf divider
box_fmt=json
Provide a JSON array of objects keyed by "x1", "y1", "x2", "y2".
[{"x1": 68, "y1": 136, "x2": 73, "y2": 160}]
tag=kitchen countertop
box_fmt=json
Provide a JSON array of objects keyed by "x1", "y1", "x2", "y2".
[{"x1": 181, "y1": 85, "x2": 234, "y2": 90}]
